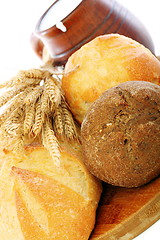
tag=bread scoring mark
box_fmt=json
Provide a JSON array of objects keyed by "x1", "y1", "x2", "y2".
[{"x1": 12, "y1": 166, "x2": 50, "y2": 235}]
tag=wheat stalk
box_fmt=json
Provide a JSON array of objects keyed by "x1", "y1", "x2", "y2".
[
  {"x1": 0, "y1": 87, "x2": 33, "y2": 126},
  {"x1": 3, "y1": 112, "x2": 24, "y2": 137},
  {"x1": 53, "y1": 107, "x2": 64, "y2": 138},
  {"x1": 61, "y1": 98, "x2": 78, "y2": 141},
  {"x1": 24, "y1": 85, "x2": 43, "y2": 105},
  {"x1": 19, "y1": 69, "x2": 51, "y2": 79},
  {"x1": 42, "y1": 119, "x2": 61, "y2": 167},
  {"x1": 32, "y1": 98, "x2": 43, "y2": 136},
  {"x1": 24, "y1": 103, "x2": 36, "y2": 135},
  {"x1": 0, "y1": 85, "x2": 27, "y2": 108},
  {"x1": 0, "y1": 68, "x2": 78, "y2": 157},
  {"x1": 41, "y1": 89, "x2": 50, "y2": 116},
  {"x1": 45, "y1": 77, "x2": 62, "y2": 106}
]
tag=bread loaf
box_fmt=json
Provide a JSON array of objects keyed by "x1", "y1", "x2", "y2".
[
  {"x1": 0, "y1": 140, "x2": 102, "y2": 240},
  {"x1": 81, "y1": 81, "x2": 160, "y2": 188},
  {"x1": 62, "y1": 34, "x2": 160, "y2": 123}
]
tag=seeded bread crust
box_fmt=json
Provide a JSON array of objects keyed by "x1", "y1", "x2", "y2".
[{"x1": 81, "y1": 81, "x2": 160, "y2": 187}]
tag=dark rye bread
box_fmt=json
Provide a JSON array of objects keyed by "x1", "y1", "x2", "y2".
[{"x1": 81, "y1": 81, "x2": 160, "y2": 187}]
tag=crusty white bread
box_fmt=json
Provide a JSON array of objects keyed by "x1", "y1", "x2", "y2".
[
  {"x1": 0, "y1": 140, "x2": 102, "y2": 240},
  {"x1": 62, "y1": 34, "x2": 160, "y2": 123}
]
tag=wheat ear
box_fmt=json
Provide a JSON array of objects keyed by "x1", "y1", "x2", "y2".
[{"x1": 42, "y1": 118, "x2": 61, "y2": 167}]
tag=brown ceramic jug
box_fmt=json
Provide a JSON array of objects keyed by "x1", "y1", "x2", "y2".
[{"x1": 31, "y1": 0, "x2": 155, "y2": 65}]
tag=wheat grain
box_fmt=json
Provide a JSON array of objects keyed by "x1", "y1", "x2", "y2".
[
  {"x1": 0, "y1": 120, "x2": 24, "y2": 152},
  {"x1": 0, "y1": 85, "x2": 27, "y2": 107},
  {"x1": 11, "y1": 76, "x2": 40, "y2": 88},
  {"x1": 2, "y1": 106, "x2": 24, "y2": 134},
  {"x1": 9, "y1": 105, "x2": 25, "y2": 123},
  {"x1": 19, "y1": 69, "x2": 51, "y2": 80},
  {"x1": 45, "y1": 77, "x2": 61, "y2": 107},
  {"x1": 24, "y1": 103, "x2": 36, "y2": 135},
  {"x1": 0, "y1": 101, "x2": 23, "y2": 127},
  {"x1": 42, "y1": 119, "x2": 61, "y2": 167},
  {"x1": 1, "y1": 104, "x2": 25, "y2": 131},
  {"x1": 0, "y1": 82, "x2": 7, "y2": 89},
  {"x1": 53, "y1": 107, "x2": 64, "y2": 138},
  {"x1": 24, "y1": 85, "x2": 43, "y2": 105},
  {"x1": 41, "y1": 89, "x2": 50, "y2": 115},
  {"x1": 12, "y1": 135, "x2": 25, "y2": 153},
  {"x1": 2, "y1": 75, "x2": 37, "y2": 88},
  {"x1": 32, "y1": 98, "x2": 43, "y2": 136},
  {"x1": 3, "y1": 107, "x2": 22, "y2": 136},
  {"x1": 3, "y1": 69, "x2": 50, "y2": 88},
  {"x1": 61, "y1": 98, "x2": 78, "y2": 140},
  {"x1": 4, "y1": 122, "x2": 22, "y2": 136},
  {"x1": 0, "y1": 87, "x2": 32, "y2": 126}
]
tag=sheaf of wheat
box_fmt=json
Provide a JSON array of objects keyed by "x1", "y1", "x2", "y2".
[{"x1": 0, "y1": 68, "x2": 78, "y2": 166}]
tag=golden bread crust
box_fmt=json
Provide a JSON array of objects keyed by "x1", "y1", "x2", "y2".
[
  {"x1": 0, "y1": 141, "x2": 102, "y2": 240},
  {"x1": 62, "y1": 34, "x2": 160, "y2": 123}
]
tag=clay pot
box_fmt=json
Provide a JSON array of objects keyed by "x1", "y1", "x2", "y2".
[{"x1": 31, "y1": 0, "x2": 155, "y2": 65}]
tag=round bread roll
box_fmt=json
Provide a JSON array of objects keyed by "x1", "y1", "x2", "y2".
[
  {"x1": 81, "y1": 81, "x2": 160, "y2": 188},
  {"x1": 62, "y1": 34, "x2": 160, "y2": 123},
  {"x1": 0, "y1": 140, "x2": 101, "y2": 240}
]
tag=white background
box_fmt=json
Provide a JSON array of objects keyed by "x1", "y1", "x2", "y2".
[{"x1": 0, "y1": 1, "x2": 159, "y2": 239}]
